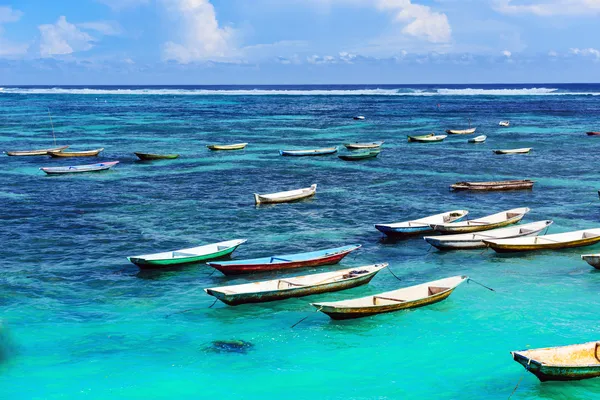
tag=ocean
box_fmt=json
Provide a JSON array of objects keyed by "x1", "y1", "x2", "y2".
[{"x1": 1, "y1": 84, "x2": 599, "y2": 399}]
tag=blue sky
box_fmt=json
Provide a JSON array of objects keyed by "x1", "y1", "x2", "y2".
[{"x1": 0, "y1": 0, "x2": 599, "y2": 84}]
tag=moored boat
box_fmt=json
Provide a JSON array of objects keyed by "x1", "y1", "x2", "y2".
[
  {"x1": 134, "y1": 152, "x2": 180, "y2": 160},
  {"x1": 430, "y1": 207, "x2": 530, "y2": 234},
  {"x1": 40, "y1": 161, "x2": 119, "y2": 175},
  {"x1": 5, "y1": 145, "x2": 69, "y2": 156},
  {"x1": 375, "y1": 210, "x2": 469, "y2": 238},
  {"x1": 338, "y1": 150, "x2": 380, "y2": 161},
  {"x1": 254, "y1": 184, "x2": 317, "y2": 204},
  {"x1": 312, "y1": 275, "x2": 467, "y2": 320},
  {"x1": 511, "y1": 341, "x2": 600, "y2": 382},
  {"x1": 494, "y1": 147, "x2": 532, "y2": 155},
  {"x1": 581, "y1": 254, "x2": 600, "y2": 269},
  {"x1": 586, "y1": 131, "x2": 600, "y2": 136},
  {"x1": 128, "y1": 239, "x2": 247, "y2": 269},
  {"x1": 207, "y1": 244, "x2": 361, "y2": 275},
  {"x1": 280, "y1": 147, "x2": 338, "y2": 156},
  {"x1": 205, "y1": 263, "x2": 387, "y2": 306},
  {"x1": 407, "y1": 133, "x2": 447, "y2": 143},
  {"x1": 450, "y1": 180, "x2": 534, "y2": 191},
  {"x1": 343, "y1": 141, "x2": 383, "y2": 150},
  {"x1": 484, "y1": 228, "x2": 600, "y2": 253},
  {"x1": 206, "y1": 143, "x2": 248, "y2": 151},
  {"x1": 353, "y1": 116, "x2": 365, "y2": 120},
  {"x1": 446, "y1": 128, "x2": 476, "y2": 135},
  {"x1": 499, "y1": 121, "x2": 510, "y2": 127},
  {"x1": 468, "y1": 135, "x2": 487, "y2": 143},
  {"x1": 48, "y1": 148, "x2": 104, "y2": 157}
]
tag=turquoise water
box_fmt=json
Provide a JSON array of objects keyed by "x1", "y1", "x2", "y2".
[{"x1": 1, "y1": 85, "x2": 600, "y2": 399}]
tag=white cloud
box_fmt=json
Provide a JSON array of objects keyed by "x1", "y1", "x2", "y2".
[
  {"x1": 570, "y1": 47, "x2": 600, "y2": 60},
  {"x1": 377, "y1": 0, "x2": 452, "y2": 43},
  {"x1": 0, "y1": 6, "x2": 23, "y2": 23},
  {"x1": 494, "y1": 0, "x2": 600, "y2": 16},
  {"x1": 0, "y1": 6, "x2": 28, "y2": 58},
  {"x1": 548, "y1": 50, "x2": 558, "y2": 57},
  {"x1": 502, "y1": 50, "x2": 511, "y2": 57},
  {"x1": 39, "y1": 16, "x2": 95, "y2": 57},
  {"x1": 77, "y1": 21, "x2": 122, "y2": 36}
]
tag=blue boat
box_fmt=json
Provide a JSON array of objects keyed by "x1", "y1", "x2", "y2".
[
  {"x1": 279, "y1": 147, "x2": 338, "y2": 156},
  {"x1": 375, "y1": 210, "x2": 469, "y2": 237}
]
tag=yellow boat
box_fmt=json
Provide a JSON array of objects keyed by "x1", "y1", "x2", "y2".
[
  {"x1": 48, "y1": 148, "x2": 104, "y2": 157},
  {"x1": 484, "y1": 228, "x2": 600, "y2": 253},
  {"x1": 207, "y1": 143, "x2": 248, "y2": 151},
  {"x1": 430, "y1": 207, "x2": 530, "y2": 234}
]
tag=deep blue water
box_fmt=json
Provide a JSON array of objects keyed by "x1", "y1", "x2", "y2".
[{"x1": 1, "y1": 84, "x2": 600, "y2": 399}]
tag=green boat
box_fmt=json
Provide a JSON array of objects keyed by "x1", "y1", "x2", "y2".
[
  {"x1": 127, "y1": 239, "x2": 247, "y2": 269},
  {"x1": 407, "y1": 133, "x2": 447, "y2": 143},
  {"x1": 134, "y1": 152, "x2": 180, "y2": 160},
  {"x1": 338, "y1": 150, "x2": 380, "y2": 161}
]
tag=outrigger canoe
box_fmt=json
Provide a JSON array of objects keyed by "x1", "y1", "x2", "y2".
[
  {"x1": 338, "y1": 150, "x2": 380, "y2": 161},
  {"x1": 375, "y1": 210, "x2": 469, "y2": 238},
  {"x1": 450, "y1": 180, "x2": 534, "y2": 191},
  {"x1": 205, "y1": 263, "x2": 387, "y2": 306},
  {"x1": 424, "y1": 220, "x2": 553, "y2": 250},
  {"x1": 581, "y1": 254, "x2": 600, "y2": 269},
  {"x1": 254, "y1": 184, "x2": 316, "y2": 204},
  {"x1": 5, "y1": 145, "x2": 69, "y2": 156},
  {"x1": 512, "y1": 341, "x2": 600, "y2": 382},
  {"x1": 430, "y1": 207, "x2": 530, "y2": 234},
  {"x1": 484, "y1": 228, "x2": 600, "y2": 253},
  {"x1": 407, "y1": 134, "x2": 447, "y2": 143},
  {"x1": 40, "y1": 161, "x2": 119, "y2": 175},
  {"x1": 494, "y1": 148, "x2": 531, "y2": 155},
  {"x1": 207, "y1": 143, "x2": 248, "y2": 151},
  {"x1": 468, "y1": 135, "x2": 487, "y2": 143},
  {"x1": 207, "y1": 244, "x2": 361, "y2": 275},
  {"x1": 128, "y1": 239, "x2": 247, "y2": 269},
  {"x1": 280, "y1": 147, "x2": 338, "y2": 156},
  {"x1": 49, "y1": 148, "x2": 104, "y2": 157},
  {"x1": 134, "y1": 152, "x2": 179, "y2": 160},
  {"x1": 312, "y1": 275, "x2": 467, "y2": 320},
  {"x1": 446, "y1": 128, "x2": 476, "y2": 135},
  {"x1": 344, "y1": 141, "x2": 383, "y2": 150}
]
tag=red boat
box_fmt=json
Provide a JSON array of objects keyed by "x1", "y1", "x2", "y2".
[
  {"x1": 207, "y1": 244, "x2": 361, "y2": 275},
  {"x1": 586, "y1": 131, "x2": 600, "y2": 136}
]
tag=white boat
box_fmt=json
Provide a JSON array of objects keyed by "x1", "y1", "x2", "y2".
[
  {"x1": 353, "y1": 116, "x2": 365, "y2": 120},
  {"x1": 344, "y1": 141, "x2": 383, "y2": 149},
  {"x1": 254, "y1": 184, "x2": 317, "y2": 204},
  {"x1": 424, "y1": 220, "x2": 553, "y2": 250},
  {"x1": 468, "y1": 135, "x2": 487, "y2": 143},
  {"x1": 374, "y1": 210, "x2": 469, "y2": 237},
  {"x1": 40, "y1": 161, "x2": 119, "y2": 175},
  {"x1": 484, "y1": 228, "x2": 600, "y2": 253},
  {"x1": 494, "y1": 148, "x2": 531, "y2": 155},
  {"x1": 446, "y1": 127, "x2": 476, "y2": 135},
  {"x1": 499, "y1": 121, "x2": 510, "y2": 127},
  {"x1": 581, "y1": 254, "x2": 600, "y2": 269},
  {"x1": 430, "y1": 207, "x2": 530, "y2": 234}
]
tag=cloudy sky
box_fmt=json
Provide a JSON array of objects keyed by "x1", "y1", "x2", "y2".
[{"x1": 0, "y1": 0, "x2": 599, "y2": 84}]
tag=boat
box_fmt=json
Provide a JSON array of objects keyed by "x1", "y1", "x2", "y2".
[
  {"x1": 353, "y1": 116, "x2": 365, "y2": 120},
  {"x1": 586, "y1": 131, "x2": 600, "y2": 136},
  {"x1": 499, "y1": 121, "x2": 510, "y2": 127},
  {"x1": 48, "y1": 148, "x2": 104, "y2": 157},
  {"x1": 204, "y1": 263, "x2": 387, "y2": 306},
  {"x1": 40, "y1": 161, "x2": 119, "y2": 175},
  {"x1": 468, "y1": 135, "x2": 487, "y2": 143},
  {"x1": 206, "y1": 143, "x2": 248, "y2": 151},
  {"x1": 375, "y1": 210, "x2": 469, "y2": 238},
  {"x1": 430, "y1": 207, "x2": 530, "y2": 234},
  {"x1": 424, "y1": 220, "x2": 553, "y2": 250},
  {"x1": 207, "y1": 244, "x2": 361, "y2": 275},
  {"x1": 493, "y1": 148, "x2": 532, "y2": 155},
  {"x1": 450, "y1": 180, "x2": 534, "y2": 191},
  {"x1": 127, "y1": 239, "x2": 247, "y2": 269},
  {"x1": 344, "y1": 141, "x2": 383, "y2": 150},
  {"x1": 407, "y1": 134, "x2": 447, "y2": 143},
  {"x1": 311, "y1": 275, "x2": 467, "y2": 320},
  {"x1": 581, "y1": 254, "x2": 600, "y2": 269},
  {"x1": 484, "y1": 228, "x2": 600, "y2": 253},
  {"x1": 279, "y1": 147, "x2": 338, "y2": 156},
  {"x1": 512, "y1": 341, "x2": 600, "y2": 382},
  {"x1": 5, "y1": 145, "x2": 69, "y2": 156},
  {"x1": 445, "y1": 128, "x2": 476, "y2": 135},
  {"x1": 134, "y1": 152, "x2": 180, "y2": 160},
  {"x1": 338, "y1": 150, "x2": 380, "y2": 161},
  {"x1": 254, "y1": 184, "x2": 317, "y2": 204}
]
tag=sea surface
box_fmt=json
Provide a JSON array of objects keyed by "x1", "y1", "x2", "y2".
[{"x1": 1, "y1": 84, "x2": 600, "y2": 399}]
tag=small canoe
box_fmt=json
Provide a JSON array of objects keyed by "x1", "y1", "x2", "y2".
[
  {"x1": 206, "y1": 143, "x2": 248, "y2": 151},
  {"x1": 407, "y1": 134, "x2": 447, "y2": 143},
  {"x1": 512, "y1": 341, "x2": 600, "y2": 382},
  {"x1": 40, "y1": 161, "x2": 119, "y2": 175},
  {"x1": 586, "y1": 131, "x2": 600, "y2": 136},
  {"x1": 280, "y1": 147, "x2": 338, "y2": 156},
  {"x1": 468, "y1": 135, "x2": 487, "y2": 143},
  {"x1": 424, "y1": 220, "x2": 553, "y2": 250},
  {"x1": 134, "y1": 152, "x2": 179, "y2": 160},
  {"x1": 312, "y1": 275, "x2": 467, "y2": 320},
  {"x1": 375, "y1": 210, "x2": 469, "y2": 238},
  {"x1": 494, "y1": 148, "x2": 531, "y2": 155},
  {"x1": 48, "y1": 148, "x2": 104, "y2": 157},
  {"x1": 207, "y1": 244, "x2": 361, "y2": 275},
  {"x1": 484, "y1": 228, "x2": 600, "y2": 253},
  {"x1": 446, "y1": 128, "x2": 476, "y2": 135},
  {"x1": 353, "y1": 116, "x2": 365, "y2": 120},
  {"x1": 344, "y1": 141, "x2": 383, "y2": 150},
  {"x1": 128, "y1": 239, "x2": 247, "y2": 269},
  {"x1": 499, "y1": 121, "x2": 510, "y2": 127},
  {"x1": 450, "y1": 180, "x2": 534, "y2": 191},
  {"x1": 338, "y1": 150, "x2": 380, "y2": 161},
  {"x1": 5, "y1": 145, "x2": 69, "y2": 156},
  {"x1": 430, "y1": 207, "x2": 530, "y2": 234},
  {"x1": 581, "y1": 254, "x2": 600, "y2": 269},
  {"x1": 205, "y1": 263, "x2": 388, "y2": 306},
  {"x1": 254, "y1": 184, "x2": 316, "y2": 204}
]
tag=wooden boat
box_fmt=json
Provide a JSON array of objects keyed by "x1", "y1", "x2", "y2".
[
  {"x1": 205, "y1": 263, "x2": 387, "y2": 306},
  {"x1": 128, "y1": 239, "x2": 247, "y2": 269},
  {"x1": 48, "y1": 148, "x2": 104, "y2": 157},
  {"x1": 586, "y1": 131, "x2": 600, "y2": 136},
  {"x1": 484, "y1": 228, "x2": 600, "y2": 253},
  {"x1": 468, "y1": 135, "x2": 487, "y2": 143},
  {"x1": 499, "y1": 121, "x2": 510, "y2": 127},
  {"x1": 450, "y1": 180, "x2": 534, "y2": 191},
  {"x1": 494, "y1": 148, "x2": 532, "y2": 155},
  {"x1": 353, "y1": 116, "x2": 365, "y2": 120},
  {"x1": 581, "y1": 254, "x2": 600, "y2": 269},
  {"x1": 375, "y1": 210, "x2": 469, "y2": 238},
  {"x1": 134, "y1": 152, "x2": 179, "y2": 160},
  {"x1": 430, "y1": 207, "x2": 530, "y2": 234},
  {"x1": 407, "y1": 134, "x2": 447, "y2": 143},
  {"x1": 338, "y1": 150, "x2": 380, "y2": 161},
  {"x1": 445, "y1": 128, "x2": 476, "y2": 135},
  {"x1": 206, "y1": 143, "x2": 248, "y2": 151},
  {"x1": 279, "y1": 147, "x2": 338, "y2": 156},
  {"x1": 312, "y1": 275, "x2": 467, "y2": 320},
  {"x1": 512, "y1": 341, "x2": 600, "y2": 382},
  {"x1": 207, "y1": 244, "x2": 361, "y2": 275},
  {"x1": 40, "y1": 161, "x2": 119, "y2": 175},
  {"x1": 254, "y1": 184, "x2": 317, "y2": 204},
  {"x1": 344, "y1": 141, "x2": 383, "y2": 150},
  {"x1": 5, "y1": 145, "x2": 69, "y2": 156},
  {"x1": 424, "y1": 220, "x2": 553, "y2": 250}
]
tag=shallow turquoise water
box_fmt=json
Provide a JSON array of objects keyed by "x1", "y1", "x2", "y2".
[{"x1": 1, "y1": 86, "x2": 600, "y2": 399}]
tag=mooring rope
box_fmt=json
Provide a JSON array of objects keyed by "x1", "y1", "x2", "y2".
[
  {"x1": 291, "y1": 306, "x2": 323, "y2": 329},
  {"x1": 467, "y1": 278, "x2": 495, "y2": 292}
]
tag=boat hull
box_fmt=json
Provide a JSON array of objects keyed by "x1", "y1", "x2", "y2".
[
  {"x1": 407, "y1": 134, "x2": 446, "y2": 143},
  {"x1": 344, "y1": 142, "x2": 382, "y2": 149},
  {"x1": 254, "y1": 184, "x2": 317, "y2": 204},
  {"x1": 445, "y1": 128, "x2": 476, "y2": 135},
  {"x1": 280, "y1": 148, "x2": 338, "y2": 156},
  {"x1": 207, "y1": 143, "x2": 248, "y2": 151},
  {"x1": 134, "y1": 152, "x2": 179, "y2": 160},
  {"x1": 6, "y1": 145, "x2": 69, "y2": 156},
  {"x1": 485, "y1": 235, "x2": 600, "y2": 253},
  {"x1": 338, "y1": 150, "x2": 380, "y2": 160},
  {"x1": 432, "y1": 215, "x2": 525, "y2": 234},
  {"x1": 40, "y1": 161, "x2": 119, "y2": 175},
  {"x1": 494, "y1": 148, "x2": 531, "y2": 155},
  {"x1": 587, "y1": 132, "x2": 600, "y2": 136},
  {"x1": 450, "y1": 180, "x2": 534, "y2": 191},
  {"x1": 581, "y1": 254, "x2": 600, "y2": 269},
  {"x1": 512, "y1": 352, "x2": 600, "y2": 382},
  {"x1": 375, "y1": 213, "x2": 468, "y2": 238},
  {"x1": 129, "y1": 245, "x2": 241, "y2": 269},
  {"x1": 49, "y1": 148, "x2": 104, "y2": 157}
]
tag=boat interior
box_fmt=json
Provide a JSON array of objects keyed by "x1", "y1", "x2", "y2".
[{"x1": 517, "y1": 342, "x2": 600, "y2": 366}]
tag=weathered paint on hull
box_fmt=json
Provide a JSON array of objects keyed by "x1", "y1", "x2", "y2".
[
  {"x1": 451, "y1": 183, "x2": 534, "y2": 191},
  {"x1": 433, "y1": 215, "x2": 525, "y2": 234},
  {"x1": 487, "y1": 236, "x2": 600, "y2": 253},
  {"x1": 512, "y1": 353, "x2": 600, "y2": 382},
  {"x1": 130, "y1": 246, "x2": 239, "y2": 269},
  {"x1": 135, "y1": 153, "x2": 179, "y2": 160}
]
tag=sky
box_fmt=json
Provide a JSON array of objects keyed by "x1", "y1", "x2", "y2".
[{"x1": 0, "y1": 0, "x2": 599, "y2": 84}]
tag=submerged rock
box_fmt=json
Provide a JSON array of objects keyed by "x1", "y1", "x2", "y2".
[{"x1": 208, "y1": 340, "x2": 254, "y2": 354}]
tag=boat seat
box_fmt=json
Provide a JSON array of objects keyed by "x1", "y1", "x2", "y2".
[
  {"x1": 428, "y1": 286, "x2": 449, "y2": 296},
  {"x1": 217, "y1": 246, "x2": 228, "y2": 251},
  {"x1": 583, "y1": 232, "x2": 600, "y2": 239},
  {"x1": 373, "y1": 296, "x2": 405, "y2": 305},
  {"x1": 519, "y1": 229, "x2": 533, "y2": 234},
  {"x1": 270, "y1": 257, "x2": 292, "y2": 263},
  {"x1": 172, "y1": 251, "x2": 196, "y2": 258},
  {"x1": 506, "y1": 213, "x2": 519, "y2": 218},
  {"x1": 277, "y1": 280, "x2": 304, "y2": 289}
]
